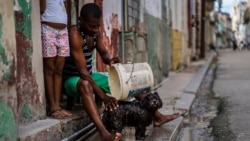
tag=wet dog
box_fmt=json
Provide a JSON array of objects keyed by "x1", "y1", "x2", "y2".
[{"x1": 102, "y1": 92, "x2": 163, "y2": 140}]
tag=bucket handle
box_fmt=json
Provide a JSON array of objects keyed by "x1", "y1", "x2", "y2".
[{"x1": 125, "y1": 63, "x2": 135, "y2": 84}]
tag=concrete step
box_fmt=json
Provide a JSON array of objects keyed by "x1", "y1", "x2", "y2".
[{"x1": 18, "y1": 110, "x2": 96, "y2": 141}]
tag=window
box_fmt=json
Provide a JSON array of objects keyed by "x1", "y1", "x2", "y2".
[{"x1": 123, "y1": 0, "x2": 140, "y2": 32}]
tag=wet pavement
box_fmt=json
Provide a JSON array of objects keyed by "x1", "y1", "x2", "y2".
[
  {"x1": 211, "y1": 49, "x2": 250, "y2": 141},
  {"x1": 178, "y1": 49, "x2": 250, "y2": 141},
  {"x1": 177, "y1": 62, "x2": 217, "y2": 141}
]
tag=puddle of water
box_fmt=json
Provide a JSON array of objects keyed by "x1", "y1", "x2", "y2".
[
  {"x1": 177, "y1": 66, "x2": 217, "y2": 141},
  {"x1": 179, "y1": 127, "x2": 208, "y2": 141}
]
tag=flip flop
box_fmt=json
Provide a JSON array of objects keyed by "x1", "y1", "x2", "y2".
[
  {"x1": 59, "y1": 109, "x2": 73, "y2": 117},
  {"x1": 49, "y1": 109, "x2": 67, "y2": 119}
]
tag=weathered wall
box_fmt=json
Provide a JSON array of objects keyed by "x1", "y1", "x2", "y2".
[
  {"x1": 171, "y1": 0, "x2": 183, "y2": 70},
  {"x1": 181, "y1": 0, "x2": 191, "y2": 66},
  {"x1": 144, "y1": 0, "x2": 172, "y2": 84},
  {"x1": 0, "y1": 1, "x2": 18, "y2": 140},
  {"x1": 14, "y1": 0, "x2": 45, "y2": 125},
  {"x1": 0, "y1": 1, "x2": 45, "y2": 139},
  {"x1": 172, "y1": 30, "x2": 182, "y2": 70},
  {"x1": 97, "y1": 0, "x2": 120, "y2": 71}
]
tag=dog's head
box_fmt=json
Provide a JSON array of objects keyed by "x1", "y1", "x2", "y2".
[{"x1": 140, "y1": 92, "x2": 163, "y2": 112}]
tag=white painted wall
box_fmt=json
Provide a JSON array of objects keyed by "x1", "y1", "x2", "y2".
[
  {"x1": 171, "y1": 0, "x2": 182, "y2": 31},
  {"x1": 181, "y1": 0, "x2": 190, "y2": 65},
  {"x1": 231, "y1": 1, "x2": 247, "y2": 42},
  {"x1": 165, "y1": 0, "x2": 171, "y2": 25},
  {"x1": 103, "y1": 0, "x2": 122, "y2": 39},
  {"x1": 145, "y1": 0, "x2": 162, "y2": 19}
]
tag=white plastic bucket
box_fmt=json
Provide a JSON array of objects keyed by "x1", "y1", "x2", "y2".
[{"x1": 108, "y1": 62, "x2": 154, "y2": 100}]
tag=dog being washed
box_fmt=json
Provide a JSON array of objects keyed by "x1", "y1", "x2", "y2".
[{"x1": 102, "y1": 92, "x2": 163, "y2": 141}]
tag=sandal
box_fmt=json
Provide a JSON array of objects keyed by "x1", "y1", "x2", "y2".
[
  {"x1": 49, "y1": 109, "x2": 67, "y2": 119},
  {"x1": 59, "y1": 109, "x2": 73, "y2": 117}
]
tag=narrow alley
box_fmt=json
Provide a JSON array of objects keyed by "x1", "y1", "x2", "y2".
[{"x1": 1, "y1": 0, "x2": 250, "y2": 141}]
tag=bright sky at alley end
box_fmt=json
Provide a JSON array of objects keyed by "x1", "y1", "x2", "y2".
[{"x1": 214, "y1": 0, "x2": 239, "y2": 16}]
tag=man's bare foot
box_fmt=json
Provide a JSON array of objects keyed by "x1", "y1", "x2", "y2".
[{"x1": 153, "y1": 113, "x2": 180, "y2": 127}]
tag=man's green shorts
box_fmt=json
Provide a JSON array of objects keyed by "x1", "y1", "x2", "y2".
[{"x1": 63, "y1": 72, "x2": 111, "y2": 97}]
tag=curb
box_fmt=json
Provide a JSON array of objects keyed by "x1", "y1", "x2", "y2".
[{"x1": 174, "y1": 52, "x2": 217, "y2": 113}]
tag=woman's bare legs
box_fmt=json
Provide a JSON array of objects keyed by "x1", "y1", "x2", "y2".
[
  {"x1": 54, "y1": 56, "x2": 72, "y2": 116},
  {"x1": 44, "y1": 57, "x2": 59, "y2": 111},
  {"x1": 43, "y1": 57, "x2": 72, "y2": 118}
]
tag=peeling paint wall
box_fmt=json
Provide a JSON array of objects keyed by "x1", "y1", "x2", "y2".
[
  {"x1": 144, "y1": 0, "x2": 172, "y2": 84},
  {"x1": 14, "y1": 0, "x2": 46, "y2": 125},
  {"x1": 0, "y1": 0, "x2": 18, "y2": 140},
  {"x1": 96, "y1": 0, "x2": 120, "y2": 71},
  {"x1": 0, "y1": 102, "x2": 17, "y2": 141},
  {"x1": 0, "y1": 1, "x2": 45, "y2": 138}
]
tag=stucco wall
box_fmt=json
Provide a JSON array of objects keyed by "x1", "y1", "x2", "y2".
[
  {"x1": 144, "y1": 13, "x2": 171, "y2": 84},
  {"x1": 0, "y1": 1, "x2": 18, "y2": 140},
  {"x1": 14, "y1": 0, "x2": 46, "y2": 125},
  {"x1": 0, "y1": 1, "x2": 46, "y2": 139}
]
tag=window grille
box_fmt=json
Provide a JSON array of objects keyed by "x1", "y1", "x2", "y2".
[{"x1": 123, "y1": 0, "x2": 140, "y2": 32}]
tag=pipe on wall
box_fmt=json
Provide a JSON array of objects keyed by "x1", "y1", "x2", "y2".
[{"x1": 121, "y1": 0, "x2": 126, "y2": 63}]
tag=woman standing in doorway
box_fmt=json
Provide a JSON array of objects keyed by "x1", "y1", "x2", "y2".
[{"x1": 40, "y1": 0, "x2": 72, "y2": 119}]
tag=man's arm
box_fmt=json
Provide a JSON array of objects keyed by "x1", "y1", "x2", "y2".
[
  {"x1": 96, "y1": 32, "x2": 120, "y2": 65},
  {"x1": 69, "y1": 27, "x2": 109, "y2": 101}
]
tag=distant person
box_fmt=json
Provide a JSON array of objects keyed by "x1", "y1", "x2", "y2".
[
  {"x1": 63, "y1": 3, "x2": 180, "y2": 141},
  {"x1": 231, "y1": 35, "x2": 238, "y2": 51},
  {"x1": 209, "y1": 43, "x2": 216, "y2": 52},
  {"x1": 232, "y1": 36, "x2": 238, "y2": 51},
  {"x1": 239, "y1": 40, "x2": 247, "y2": 50},
  {"x1": 40, "y1": 0, "x2": 72, "y2": 119}
]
